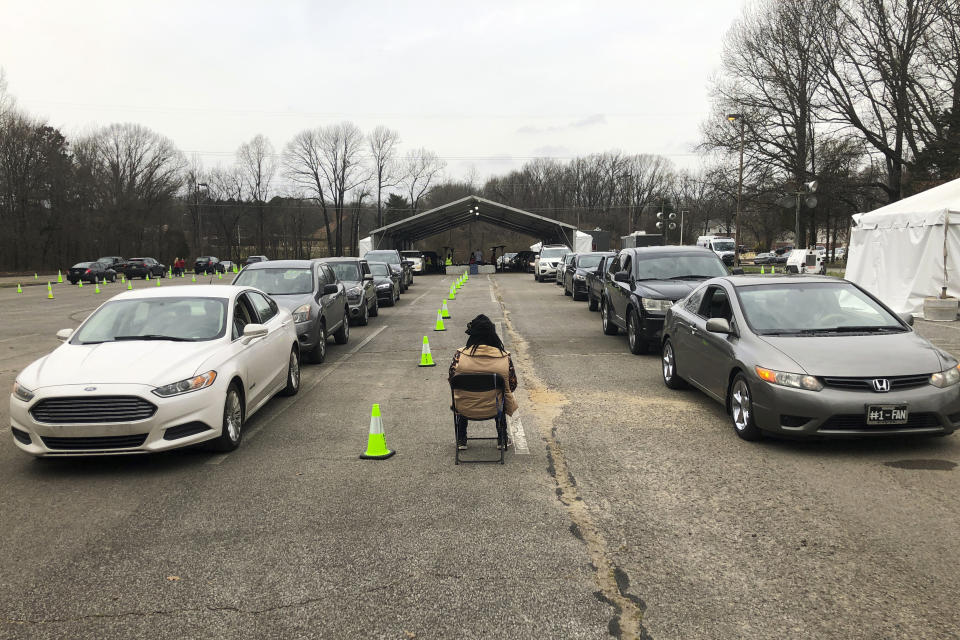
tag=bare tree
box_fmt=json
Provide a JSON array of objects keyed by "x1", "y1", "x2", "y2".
[
  {"x1": 236, "y1": 134, "x2": 277, "y2": 254},
  {"x1": 401, "y1": 148, "x2": 446, "y2": 216},
  {"x1": 208, "y1": 165, "x2": 246, "y2": 261},
  {"x1": 816, "y1": 0, "x2": 943, "y2": 202},
  {"x1": 368, "y1": 125, "x2": 400, "y2": 229}
]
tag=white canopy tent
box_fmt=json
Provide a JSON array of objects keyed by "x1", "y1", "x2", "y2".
[
  {"x1": 530, "y1": 231, "x2": 593, "y2": 254},
  {"x1": 846, "y1": 178, "x2": 960, "y2": 316}
]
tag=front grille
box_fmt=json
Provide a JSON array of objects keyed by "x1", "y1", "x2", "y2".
[
  {"x1": 11, "y1": 427, "x2": 31, "y2": 445},
  {"x1": 819, "y1": 413, "x2": 940, "y2": 431},
  {"x1": 30, "y1": 396, "x2": 157, "y2": 424},
  {"x1": 821, "y1": 374, "x2": 931, "y2": 392},
  {"x1": 41, "y1": 434, "x2": 148, "y2": 450},
  {"x1": 780, "y1": 415, "x2": 812, "y2": 428},
  {"x1": 163, "y1": 422, "x2": 212, "y2": 441}
]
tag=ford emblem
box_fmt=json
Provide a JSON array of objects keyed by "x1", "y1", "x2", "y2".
[{"x1": 84, "y1": 386, "x2": 97, "y2": 392}]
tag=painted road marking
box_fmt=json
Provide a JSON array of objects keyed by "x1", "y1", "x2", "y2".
[
  {"x1": 508, "y1": 412, "x2": 529, "y2": 454},
  {"x1": 207, "y1": 324, "x2": 389, "y2": 464}
]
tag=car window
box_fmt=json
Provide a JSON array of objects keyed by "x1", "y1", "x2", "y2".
[
  {"x1": 608, "y1": 256, "x2": 621, "y2": 274},
  {"x1": 683, "y1": 286, "x2": 707, "y2": 313},
  {"x1": 360, "y1": 261, "x2": 371, "y2": 275},
  {"x1": 621, "y1": 254, "x2": 632, "y2": 275},
  {"x1": 316, "y1": 264, "x2": 328, "y2": 287},
  {"x1": 698, "y1": 286, "x2": 733, "y2": 320},
  {"x1": 232, "y1": 293, "x2": 257, "y2": 340},
  {"x1": 247, "y1": 291, "x2": 278, "y2": 323}
]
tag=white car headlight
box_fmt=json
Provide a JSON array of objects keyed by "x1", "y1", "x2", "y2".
[
  {"x1": 347, "y1": 286, "x2": 362, "y2": 297},
  {"x1": 641, "y1": 298, "x2": 673, "y2": 312},
  {"x1": 152, "y1": 371, "x2": 217, "y2": 398},
  {"x1": 929, "y1": 365, "x2": 960, "y2": 388},
  {"x1": 755, "y1": 367, "x2": 822, "y2": 391},
  {"x1": 12, "y1": 380, "x2": 34, "y2": 402},
  {"x1": 376, "y1": 283, "x2": 392, "y2": 289},
  {"x1": 574, "y1": 274, "x2": 586, "y2": 281},
  {"x1": 292, "y1": 303, "x2": 311, "y2": 323}
]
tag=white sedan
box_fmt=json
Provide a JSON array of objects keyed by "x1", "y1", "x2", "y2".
[{"x1": 10, "y1": 285, "x2": 301, "y2": 456}]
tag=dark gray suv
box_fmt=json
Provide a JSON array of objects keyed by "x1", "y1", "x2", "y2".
[
  {"x1": 320, "y1": 258, "x2": 378, "y2": 326},
  {"x1": 365, "y1": 250, "x2": 413, "y2": 291},
  {"x1": 232, "y1": 260, "x2": 350, "y2": 363}
]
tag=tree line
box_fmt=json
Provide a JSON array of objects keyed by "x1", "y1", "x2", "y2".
[{"x1": 1, "y1": 0, "x2": 957, "y2": 271}]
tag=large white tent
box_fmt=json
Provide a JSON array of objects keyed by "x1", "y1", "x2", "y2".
[{"x1": 846, "y1": 178, "x2": 960, "y2": 316}]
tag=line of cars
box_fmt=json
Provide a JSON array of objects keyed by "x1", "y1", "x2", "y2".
[
  {"x1": 10, "y1": 250, "x2": 417, "y2": 457},
  {"x1": 541, "y1": 244, "x2": 960, "y2": 442}
]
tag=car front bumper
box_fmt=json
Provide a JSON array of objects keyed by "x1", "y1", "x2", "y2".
[
  {"x1": 750, "y1": 379, "x2": 960, "y2": 437},
  {"x1": 10, "y1": 383, "x2": 227, "y2": 456},
  {"x1": 347, "y1": 299, "x2": 365, "y2": 318},
  {"x1": 538, "y1": 264, "x2": 558, "y2": 279}
]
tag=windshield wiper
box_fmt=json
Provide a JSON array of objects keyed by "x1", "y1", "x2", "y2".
[
  {"x1": 829, "y1": 325, "x2": 906, "y2": 333},
  {"x1": 668, "y1": 275, "x2": 719, "y2": 280},
  {"x1": 114, "y1": 334, "x2": 195, "y2": 342}
]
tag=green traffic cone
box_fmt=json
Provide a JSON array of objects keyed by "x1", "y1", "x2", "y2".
[
  {"x1": 77, "y1": 279, "x2": 83, "y2": 288},
  {"x1": 156, "y1": 277, "x2": 161, "y2": 287},
  {"x1": 360, "y1": 404, "x2": 395, "y2": 459},
  {"x1": 192, "y1": 274, "x2": 197, "y2": 283},
  {"x1": 434, "y1": 310, "x2": 446, "y2": 331},
  {"x1": 33, "y1": 273, "x2": 37, "y2": 280},
  {"x1": 95, "y1": 283, "x2": 100, "y2": 294},
  {"x1": 57, "y1": 270, "x2": 63, "y2": 283},
  {"x1": 127, "y1": 280, "x2": 133, "y2": 290},
  {"x1": 17, "y1": 283, "x2": 22, "y2": 293},
  {"x1": 419, "y1": 335, "x2": 436, "y2": 367},
  {"x1": 441, "y1": 300, "x2": 450, "y2": 319},
  {"x1": 448, "y1": 286, "x2": 455, "y2": 301}
]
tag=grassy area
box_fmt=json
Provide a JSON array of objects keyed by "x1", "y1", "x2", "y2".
[{"x1": 736, "y1": 265, "x2": 846, "y2": 278}]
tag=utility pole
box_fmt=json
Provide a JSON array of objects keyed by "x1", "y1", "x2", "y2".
[{"x1": 726, "y1": 114, "x2": 745, "y2": 266}]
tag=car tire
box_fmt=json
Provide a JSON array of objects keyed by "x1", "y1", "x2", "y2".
[
  {"x1": 334, "y1": 313, "x2": 350, "y2": 344},
  {"x1": 357, "y1": 301, "x2": 369, "y2": 326},
  {"x1": 564, "y1": 281, "x2": 572, "y2": 296},
  {"x1": 661, "y1": 339, "x2": 688, "y2": 389},
  {"x1": 729, "y1": 373, "x2": 762, "y2": 441},
  {"x1": 587, "y1": 291, "x2": 598, "y2": 311},
  {"x1": 534, "y1": 273, "x2": 540, "y2": 282},
  {"x1": 279, "y1": 348, "x2": 301, "y2": 397},
  {"x1": 210, "y1": 383, "x2": 244, "y2": 452},
  {"x1": 308, "y1": 322, "x2": 327, "y2": 364},
  {"x1": 601, "y1": 300, "x2": 619, "y2": 335},
  {"x1": 627, "y1": 308, "x2": 648, "y2": 355},
  {"x1": 369, "y1": 296, "x2": 379, "y2": 318}
]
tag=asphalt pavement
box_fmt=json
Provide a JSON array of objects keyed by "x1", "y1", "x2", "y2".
[{"x1": 1, "y1": 272, "x2": 959, "y2": 639}]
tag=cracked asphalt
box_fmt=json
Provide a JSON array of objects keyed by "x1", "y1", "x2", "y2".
[{"x1": 2, "y1": 273, "x2": 960, "y2": 639}]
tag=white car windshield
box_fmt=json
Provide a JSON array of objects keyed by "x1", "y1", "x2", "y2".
[
  {"x1": 738, "y1": 283, "x2": 905, "y2": 335},
  {"x1": 366, "y1": 251, "x2": 399, "y2": 265},
  {"x1": 71, "y1": 297, "x2": 228, "y2": 344},
  {"x1": 540, "y1": 247, "x2": 569, "y2": 259},
  {"x1": 711, "y1": 240, "x2": 735, "y2": 252},
  {"x1": 233, "y1": 268, "x2": 314, "y2": 294},
  {"x1": 327, "y1": 262, "x2": 361, "y2": 282}
]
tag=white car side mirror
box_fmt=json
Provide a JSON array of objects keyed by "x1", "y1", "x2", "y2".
[
  {"x1": 56, "y1": 328, "x2": 74, "y2": 341},
  {"x1": 241, "y1": 323, "x2": 268, "y2": 344}
]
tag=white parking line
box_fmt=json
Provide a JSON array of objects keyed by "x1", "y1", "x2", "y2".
[
  {"x1": 207, "y1": 325, "x2": 389, "y2": 464},
  {"x1": 488, "y1": 278, "x2": 497, "y2": 303},
  {"x1": 507, "y1": 412, "x2": 529, "y2": 454}
]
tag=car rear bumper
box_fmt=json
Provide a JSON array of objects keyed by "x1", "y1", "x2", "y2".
[
  {"x1": 10, "y1": 383, "x2": 226, "y2": 456},
  {"x1": 751, "y1": 380, "x2": 960, "y2": 437}
]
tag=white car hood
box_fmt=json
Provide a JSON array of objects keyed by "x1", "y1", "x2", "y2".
[{"x1": 21, "y1": 340, "x2": 225, "y2": 390}]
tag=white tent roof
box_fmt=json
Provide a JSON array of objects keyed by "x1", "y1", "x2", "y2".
[{"x1": 853, "y1": 177, "x2": 960, "y2": 229}]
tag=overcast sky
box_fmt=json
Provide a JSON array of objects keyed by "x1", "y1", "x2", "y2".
[{"x1": 2, "y1": 0, "x2": 744, "y2": 185}]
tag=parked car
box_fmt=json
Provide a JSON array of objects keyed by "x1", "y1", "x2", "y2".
[
  {"x1": 365, "y1": 249, "x2": 413, "y2": 291},
  {"x1": 320, "y1": 257, "x2": 378, "y2": 326},
  {"x1": 400, "y1": 250, "x2": 425, "y2": 275},
  {"x1": 368, "y1": 261, "x2": 400, "y2": 306},
  {"x1": 497, "y1": 252, "x2": 517, "y2": 271},
  {"x1": 660, "y1": 275, "x2": 960, "y2": 440},
  {"x1": 753, "y1": 252, "x2": 776, "y2": 265},
  {"x1": 9, "y1": 285, "x2": 301, "y2": 456},
  {"x1": 563, "y1": 252, "x2": 611, "y2": 301},
  {"x1": 232, "y1": 260, "x2": 349, "y2": 363},
  {"x1": 557, "y1": 252, "x2": 576, "y2": 287},
  {"x1": 96, "y1": 256, "x2": 127, "y2": 271},
  {"x1": 534, "y1": 245, "x2": 571, "y2": 281},
  {"x1": 244, "y1": 255, "x2": 269, "y2": 266},
  {"x1": 195, "y1": 256, "x2": 226, "y2": 274},
  {"x1": 220, "y1": 260, "x2": 235, "y2": 273},
  {"x1": 578, "y1": 252, "x2": 617, "y2": 309},
  {"x1": 600, "y1": 246, "x2": 730, "y2": 354},
  {"x1": 67, "y1": 261, "x2": 117, "y2": 284},
  {"x1": 124, "y1": 257, "x2": 166, "y2": 279}
]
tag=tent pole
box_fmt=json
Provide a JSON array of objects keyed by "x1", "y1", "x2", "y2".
[{"x1": 943, "y1": 214, "x2": 950, "y2": 299}]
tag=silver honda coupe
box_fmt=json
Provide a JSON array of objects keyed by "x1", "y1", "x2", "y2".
[{"x1": 661, "y1": 276, "x2": 960, "y2": 440}]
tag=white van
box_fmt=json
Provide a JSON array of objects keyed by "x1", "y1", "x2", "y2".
[
  {"x1": 785, "y1": 249, "x2": 825, "y2": 275},
  {"x1": 696, "y1": 236, "x2": 736, "y2": 266}
]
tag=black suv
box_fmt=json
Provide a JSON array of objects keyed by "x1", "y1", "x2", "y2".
[
  {"x1": 600, "y1": 246, "x2": 730, "y2": 354},
  {"x1": 124, "y1": 257, "x2": 166, "y2": 279},
  {"x1": 320, "y1": 258, "x2": 378, "y2": 326},
  {"x1": 563, "y1": 252, "x2": 615, "y2": 303},
  {"x1": 586, "y1": 253, "x2": 617, "y2": 311},
  {"x1": 195, "y1": 256, "x2": 226, "y2": 274},
  {"x1": 96, "y1": 256, "x2": 127, "y2": 271},
  {"x1": 364, "y1": 250, "x2": 413, "y2": 291}
]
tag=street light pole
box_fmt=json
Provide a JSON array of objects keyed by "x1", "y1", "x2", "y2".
[
  {"x1": 195, "y1": 182, "x2": 208, "y2": 255},
  {"x1": 726, "y1": 113, "x2": 745, "y2": 266}
]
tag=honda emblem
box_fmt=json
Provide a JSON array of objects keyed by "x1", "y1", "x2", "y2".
[{"x1": 871, "y1": 379, "x2": 890, "y2": 393}]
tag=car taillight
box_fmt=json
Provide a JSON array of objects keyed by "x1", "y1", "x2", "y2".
[{"x1": 84, "y1": 269, "x2": 91, "y2": 274}]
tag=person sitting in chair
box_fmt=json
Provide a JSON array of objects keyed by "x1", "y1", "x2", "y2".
[{"x1": 448, "y1": 314, "x2": 519, "y2": 450}]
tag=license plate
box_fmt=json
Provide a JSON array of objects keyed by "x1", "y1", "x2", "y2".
[{"x1": 866, "y1": 404, "x2": 908, "y2": 425}]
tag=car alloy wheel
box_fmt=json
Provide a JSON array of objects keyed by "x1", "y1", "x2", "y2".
[
  {"x1": 311, "y1": 323, "x2": 326, "y2": 363},
  {"x1": 210, "y1": 384, "x2": 245, "y2": 451},
  {"x1": 627, "y1": 309, "x2": 646, "y2": 355},
  {"x1": 280, "y1": 348, "x2": 301, "y2": 396},
  {"x1": 661, "y1": 340, "x2": 687, "y2": 389},
  {"x1": 601, "y1": 301, "x2": 618, "y2": 335},
  {"x1": 729, "y1": 374, "x2": 761, "y2": 440}
]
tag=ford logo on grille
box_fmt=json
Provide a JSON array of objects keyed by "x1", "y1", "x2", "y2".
[
  {"x1": 84, "y1": 386, "x2": 97, "y2": 392},
  {"x1": 872, "y1": 379, "x2": 891, "y2": 392}
]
